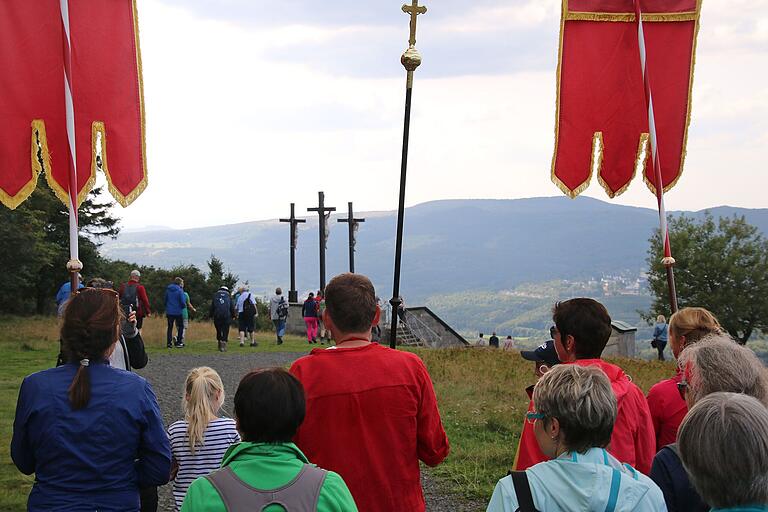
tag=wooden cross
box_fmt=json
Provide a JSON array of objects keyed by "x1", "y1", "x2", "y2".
[
  {"x1": 402, "y1": 0, "x2": 427, "y2": 48},
  {"x1": 337, "y1": 202, "x2": 366, "y2": 273},
  {"x1": 307, "y1": 191, "x2": 336, "y2": 292},
  {"x1": 279, "y1": 203, "x2": 306, "y2": 302}
]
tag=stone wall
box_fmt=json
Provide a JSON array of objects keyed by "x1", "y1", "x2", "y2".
[{"x1": 285, "y1": 303, "x2": 307, "y2": 335}]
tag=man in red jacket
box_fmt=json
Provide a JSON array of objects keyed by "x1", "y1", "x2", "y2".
[
  {"x1": 290, "y1": 273, "x2": 450, "y2": 512},
  {"x1": 514, "y1": 298, "x2": 655, "y2": 475}
]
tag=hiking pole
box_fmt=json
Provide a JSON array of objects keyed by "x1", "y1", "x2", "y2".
[{"x1": 390, "y1": 0, "x2": 427, "y2": 349}]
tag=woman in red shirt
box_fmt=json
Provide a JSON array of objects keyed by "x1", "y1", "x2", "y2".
[{"x1": 646, "y1": 307, "x2": 723, "y2": 450}]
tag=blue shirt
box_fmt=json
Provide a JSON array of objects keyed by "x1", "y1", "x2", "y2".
[{"x1": 11, "y1": 362, "x2": 171, "y2": 511}]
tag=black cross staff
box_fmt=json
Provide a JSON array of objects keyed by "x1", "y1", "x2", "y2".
[
  {"x1": 337, "y1": 202, "x2": 365, "y2": 273},
  {"x1": 307, "y1": 191, "x2": 336, "y2": 292},
  {"x1": 279, "y1": 203, "x2": 306, "y2": 303},
  {"x1": 390, "y1": 0, "x2": 426, "y2": 349}
]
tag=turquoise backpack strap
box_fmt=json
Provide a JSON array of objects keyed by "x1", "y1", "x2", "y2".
[
  {"x1": 603, "y1": 468, "x2": 622, "y2": 512},
  {"x1": 623, "y1": 463, "x2": 640, "y2": 480}
]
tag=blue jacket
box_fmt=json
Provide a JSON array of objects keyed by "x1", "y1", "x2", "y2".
[
  {"x1": 11, "y1": 362, "x2": 171, "y2": 511},
  {"x1": 165, "y1": 283, "x2": 187, "y2": 316},
  {"x1": 653, "y1": 323, "x2": 669, "y2": 343},
  {"x1": 56, "y1": 281, "x2": 85, "y2": 307},
  {"x1": 487, "y1": 448, "x2": 667, "y2": 512}
]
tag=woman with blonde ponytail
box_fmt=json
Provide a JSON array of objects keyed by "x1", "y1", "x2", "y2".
[
  {"x1": 646, "y1": 307, "x2": 725, "y2": 451},
  {"x1": 168, "y1": 367, "x2": 240, "y2": 511},
  {"x1": 11, "y1": 288, "x2": 171, "y2": 510}
]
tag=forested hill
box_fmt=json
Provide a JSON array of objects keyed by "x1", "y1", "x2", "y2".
[{"x1": 104, "y1": 196, "x2": 768, "y2": 304}]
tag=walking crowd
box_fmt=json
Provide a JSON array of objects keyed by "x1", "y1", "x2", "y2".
[{"x1": 12, "y1": 272, "x2": 768, "y2": 511}]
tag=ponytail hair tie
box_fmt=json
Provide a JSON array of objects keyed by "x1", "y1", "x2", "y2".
[{"x1": 79, "y1": 358, "x2": 90, "y2": 367}]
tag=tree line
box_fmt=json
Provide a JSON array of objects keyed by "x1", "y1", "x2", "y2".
[
  {"x1": 0, "y1": 182, "x2": 258, "y2": 322},
  {"x1": 646, "y1": 213, "x2": 768, "y2": 344}
]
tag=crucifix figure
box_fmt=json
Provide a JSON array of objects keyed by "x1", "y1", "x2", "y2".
[
  {"x1": 402, "y1": 0, "x2": 427, "y2": 48},
  {"x1": 307, "y1": 191, "x2": 336, "y2": 292},
  {"x1": 279, "y1": 203, "x2": 306, "y2": 303},
  {"x1": 337, "y1": 202, "x2": 365, "y2": 273}
]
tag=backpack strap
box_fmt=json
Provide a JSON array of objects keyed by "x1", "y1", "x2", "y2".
[
  {"x1": 508, "y1": 471, "x2": 538, "y2": 512},
  {"x1": 603, "y1": 468, "x2": 622, "y2": 512}
]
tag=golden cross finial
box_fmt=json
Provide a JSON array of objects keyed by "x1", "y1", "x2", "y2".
[{"x1": 402, "y1": 0, "x2": 427, "y2": 48}]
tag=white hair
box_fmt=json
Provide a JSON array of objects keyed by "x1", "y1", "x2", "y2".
[
  {"x1": 678, "y1": 334, "x2": 768, "y2": 406},
  {"x1": 678, "y1": 392, "x2": 768, "y2": 508}
]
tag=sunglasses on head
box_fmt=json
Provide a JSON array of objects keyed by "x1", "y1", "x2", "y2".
[{"x1": 74, "y1": 287, "x2": 119, "y2": 298}]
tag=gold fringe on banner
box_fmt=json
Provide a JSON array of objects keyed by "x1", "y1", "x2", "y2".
[
  {"x1": 128, "y1": 0, "x2": 148, "y2": 207},
  {"x1": 44, "y1": 129, "x2": 96, "y2": 210},
  {"x1": 93, "y1": 121, "x2": 147, "y2": 207},
  {"x1": 553, "y1": 0, "x2": 701, "y2": 198},
  {"x1": 0, "y1": 121, "x2": 48, "y2": 209},
  {"x1": 644, "y1": 0, "x2": 701, "y2": 196},
  {"x1": 550, "y1": 0, "x2": 577, "y2": 198},
  {"x1": 597, "y1": 133, "x2": 648, "y2": 198},
  {"x1": 565, "y1": 12, "x2": 698, "y2": 22}
]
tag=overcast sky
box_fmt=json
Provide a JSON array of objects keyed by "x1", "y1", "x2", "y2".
[{"x1": 111, "y1": 0, "x2": 768, "y2": 230}]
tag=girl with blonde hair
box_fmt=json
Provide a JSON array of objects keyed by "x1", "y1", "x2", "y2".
[
  {"x1": 168, "y1": 367, "x2": 240, "y2": 511},
  {"x1": 646, "y1": 307, "x2": 723, "y2": 451}
]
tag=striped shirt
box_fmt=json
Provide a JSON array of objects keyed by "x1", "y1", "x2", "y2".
[{"x1": 168, "y1": 417, "x2": 240, "y2": 510}]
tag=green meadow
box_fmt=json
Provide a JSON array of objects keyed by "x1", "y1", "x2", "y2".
[{"x1": 0, "y1": 316, "x2": 675, "y2": 509}]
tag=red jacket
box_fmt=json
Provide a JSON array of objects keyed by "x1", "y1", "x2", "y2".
[
  {"x1": 514, "y1": 359, "x2": 655, "y2": 475},
  {"x1": 290, "y1": 343, "x2": 449, "y2": 512},
  {"x1": 119, "y1": 281, "x2": 151, "y2": 318},
  {"x1": 647, "y1": 371, "x2": 688, "y2": 451}
]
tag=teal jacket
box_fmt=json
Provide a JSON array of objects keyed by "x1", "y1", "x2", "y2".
[
  {"x1": 487, "y1": 448, "x2": 667, "y2": 512},
  {"x1": 181, "y1": 442, "x2": 357, "y2": 512}
]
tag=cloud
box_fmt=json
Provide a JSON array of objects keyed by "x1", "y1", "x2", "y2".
[{"x1": 112, "y1": 0, "x2": 768, "y2": 230}]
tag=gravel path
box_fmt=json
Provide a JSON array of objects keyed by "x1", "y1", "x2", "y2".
[{"x1": 138, "y1": 351, "x2": 485, "y2": 512}]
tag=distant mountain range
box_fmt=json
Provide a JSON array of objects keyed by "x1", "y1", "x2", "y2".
[{"x1": 103, "y1": 197, "x2": 768, "y2": 335}]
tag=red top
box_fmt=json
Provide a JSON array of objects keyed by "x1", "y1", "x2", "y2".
[
  {"x1": 647, "y1": 371, "x2": 688, "y2": 451},
  {"x1": 119, "y1": 281, "x2": 151, "y2": 318},
  {"x1": 290, "y1": 343, "x2": 450, "y2": 512},
  {"x1": 514, "y1": 359, "x2": 656, "y2": 475}
]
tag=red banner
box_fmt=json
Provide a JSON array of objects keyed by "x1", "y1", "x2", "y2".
[
  {"x1": 551, "y1": 0, "x2": 700, "y2": 198},
  {"x1": 0, "y1": 0, "x2": 146, "y2": 209}
]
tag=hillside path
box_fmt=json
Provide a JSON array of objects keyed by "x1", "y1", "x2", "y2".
[{"x1": 137, "y1": 351, "x2": 485, "y2": 512}]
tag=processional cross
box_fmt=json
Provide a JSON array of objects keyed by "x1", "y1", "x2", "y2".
[
  {"x1": 337, "y1": 202, "x2": 365, "y2": 273},
  {"x1": 307, "y1": 191, "x2": 336, "y2": 292},
  {"x1": 389, "y1": 0, "x2": 426, "y2": 349},
  {"x1": 279, "y1": 203, "x2": 306, "y2": 303}
]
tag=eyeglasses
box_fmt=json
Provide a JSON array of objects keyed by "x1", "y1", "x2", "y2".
[
  {"x1": 550, "y1": 326, "x2": 558, "y2": 338},
  {"x1": 526, "y1": 411, "x2": 545, "y2": 424},
  {"x1": 677, "y1": 379, "x2": 688, "y2": 401}
]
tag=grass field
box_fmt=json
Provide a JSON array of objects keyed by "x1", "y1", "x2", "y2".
[{"x1": 0, "y1": 316, "x2": 676, "y2": 509}]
